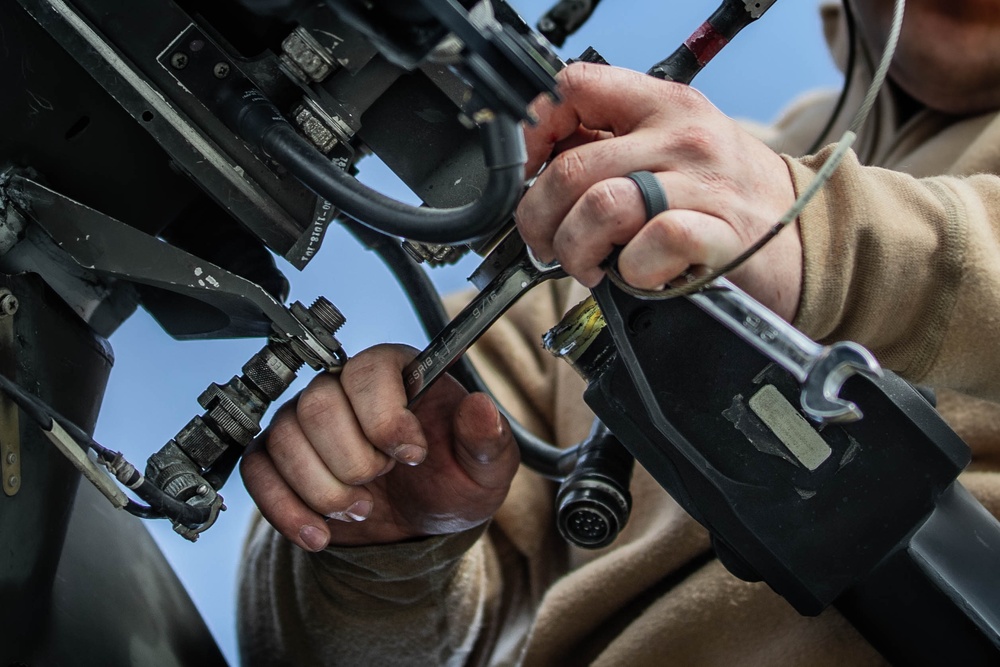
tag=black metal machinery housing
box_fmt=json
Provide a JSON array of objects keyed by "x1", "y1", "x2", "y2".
[
  {"x1": 585, "y1": 280, "x2": 1000, "y2": 665},
  {"x1": 2, "y1": 0, "x2": 1000, "y2": 663}
]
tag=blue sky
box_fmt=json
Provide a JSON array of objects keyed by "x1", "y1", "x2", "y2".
[{"x1": 94, "y1": 1, "x2": 841, "y2": 663}]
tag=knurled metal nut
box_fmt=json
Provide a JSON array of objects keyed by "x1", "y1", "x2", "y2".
[
  {"x1": 209, "y1": 405, "x2": 255, "y2": 446},
  {"x1": 243, "y1": 357, "x2": 291, "y2": 401}
]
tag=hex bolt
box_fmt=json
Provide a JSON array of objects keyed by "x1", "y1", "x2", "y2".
[
  {"x1": 8, "y1": 475, "x2": 18, "y2": 488},
  {"x1": 6, "y1": 452, "x2": 15, "y2": 464},
  {"x1": 170, "y1": 52, "x2": 189, "y2": 69},
  {"x1": 213, "y1": 62, "x2": 231, "y2": 79},
  {"x1": 0, "y1": 294, "x2": 18, "y2": 316}
]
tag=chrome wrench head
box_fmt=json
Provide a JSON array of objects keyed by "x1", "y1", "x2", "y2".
[{"x1": 801, "y1": 342, "x2": 883, "y2": 423}]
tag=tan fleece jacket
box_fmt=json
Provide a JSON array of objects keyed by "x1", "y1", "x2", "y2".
[{"x1": 238, "y1": 4, "x2": 1000, "y2": 665}]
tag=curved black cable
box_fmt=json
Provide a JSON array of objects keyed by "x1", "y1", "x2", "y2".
[
  {"x1": 805, "y1": 0, "x2": 858, "y2": 156},
  {"x1": 342, "y1": 218, "x2": 575, "y2": 478},
  {"x1": 223, "y1": 89, "x2": 526, "y2": 244}
]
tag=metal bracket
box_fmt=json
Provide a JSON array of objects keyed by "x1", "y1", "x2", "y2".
[
  {"x1": 0, "y1": 288, "x2": 20, "y2": 496},
  {"x1": 5, "y1": 173, "x2": 342, "y2": 369}
]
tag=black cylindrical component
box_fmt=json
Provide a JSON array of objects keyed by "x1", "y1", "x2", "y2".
[
  {"x1": 647, "y1": 0, "x2": 777, "y2": 83},
  {"x1": 536, "y1": 0, "x2": 602, "y2": 47},
  {"x1": 556, "y1": 419, "x2": 634, "y2": 549}
]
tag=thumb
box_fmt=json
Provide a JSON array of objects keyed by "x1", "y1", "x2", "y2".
[{"x1": 452, "y1": 392, "x2": 520, "y2": 490}]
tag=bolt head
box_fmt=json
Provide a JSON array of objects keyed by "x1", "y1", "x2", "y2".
[
  {"x1": 0, "y1": 294, "x2": 18, "y2": 316},
  {"x1": 6, "y1": 452, "x2": 15, "y2": 464},
  {"x1": 170, "y1": 52, "x2": 189, "y2": 69},
  {"x1": 7, "y1": 475, "x2": 17, "y2": 487},
  {"x1": 213, "y1": 62, "x2": 231, "y2": 78}
]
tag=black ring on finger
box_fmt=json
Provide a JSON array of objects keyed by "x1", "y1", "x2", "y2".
[{"x1": 625, "y1": 171, "x2": 669, "y2": 222}]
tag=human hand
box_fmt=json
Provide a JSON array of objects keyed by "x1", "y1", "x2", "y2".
[
  {"x1": 240, "y1": 344, "x2": 519, "y2": 551},
  {"x1": 516, "y1": 62, "x2": 803, "y2": 322}
]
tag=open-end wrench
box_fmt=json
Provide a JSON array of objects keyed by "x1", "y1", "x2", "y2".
[
  {"x1": 403, "y1": 234, "x2": 565, "y2": 404},
  {"x1": 689, "y1": 277, "x2": 882, "y2": 423}
]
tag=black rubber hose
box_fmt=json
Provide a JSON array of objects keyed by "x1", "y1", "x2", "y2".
[
  {"x1": 222, "y1": 89, "x2": 526, "y2": 244},
  {"x1": 342, "y1": 218, "x2": 574, "y2": 478}
]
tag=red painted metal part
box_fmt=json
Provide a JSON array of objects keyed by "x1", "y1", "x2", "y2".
[{"x1": 685, "y1": 21, "x2": 729, "y2": 66}]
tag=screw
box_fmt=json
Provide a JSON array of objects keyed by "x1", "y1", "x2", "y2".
[
  {"x1": 170, "y1": 52, "x2": 189, "y2": 69},
  {"x1": 196, "y1": 484, "x2": 209, "y2": 495},
  {"x1": 8, "y1": 475, "x2": 18, "y2": 488},
  {"x1": 213, "y1": 62, "x2": 231, "y2": 79},
  {"x1": 0, "y1": 294, "x2": 18, "y2": 316},
  {"x1": 6, "y1": 452, "x2": 15, "y2": 464}
]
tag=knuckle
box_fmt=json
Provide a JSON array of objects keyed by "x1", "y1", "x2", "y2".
[
  {"x1": 655, "y1": 214, "x2": 697, "y2": 252},
  {"x1": 239, "y1": 446, "x2": 267, "y2": 485},
  {"x1": 366, "y1": 413, "x2": 406, "y2": 448},
  {"x1": 341, "y1": 345, "x2": 405, "y2": 394},
  {"x1": 663, "y1": 81, "x2": 707, "y2": 112},
  {"x1": 266, "y1": 496, "x2": 312, "y2": 535},
  {"x1": 547, "y1": 149, "x2": 589, "y2": 192},
  {"x1": 515, "y1": 203, "x2": 544, "y2": 249},
  {"x1": 558, "y1": 61, "x2": 602, "y2": 98},
  {"x1": 340, "y1": 348, "x2": 378, "y2": 382},
  {"x1": 583, "y1": 180, "x2": 623, "y2": 222},
  {"x1": 337, "y1": 454, "x2": 385, "y2": 486},
  {"x1": 670, "y1": 125, "x2": 716, "y2": 159},
  {"x1": 265, "y1": 415, "x2": 304, "y2": 457},
  {"x1": 296, "y1": 383, "x2": 336, "y2": 430},
  {"x1": 552, "y1": 228, "x2": 582, "y2": 272}
]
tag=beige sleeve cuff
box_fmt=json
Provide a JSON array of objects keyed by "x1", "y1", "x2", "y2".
[
  {"x1": 312, "y1": 524, "x2": 490, "y2": 611},
  {"x1": 238, "y1": 517, "x2": 496, "y2": 667},
  {"x1": 785, "y1": 147, "x2": 969, "y2": 384}
]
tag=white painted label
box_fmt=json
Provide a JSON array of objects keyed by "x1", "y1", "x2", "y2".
[{"x1": 749, "y1": 385, "x2": 832, "y2": 471}]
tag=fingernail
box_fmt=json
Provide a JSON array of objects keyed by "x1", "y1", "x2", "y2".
[
  {"x1": 492, "y1": 402, "x2": 504, "y2": 437},
  {"x1": 345, "y1": 499, "x2": 372, "y2": 521},
  {"x1": 328, "y1": 499, "x2": 373, "y2": 523},
  {"x1": 392, "y1": 443, "x2": 426, "y2": 466},
  {"x1": 299, "y1": 525, "x2": 328, "y2": 551}
]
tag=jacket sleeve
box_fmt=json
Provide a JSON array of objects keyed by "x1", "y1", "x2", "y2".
[
  {"x1": 788, "y1": 146, "x2": 1000, "y2": 399},
  {"x1": 237, "y1": 513, "x2": 496, "y2": 667}
]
